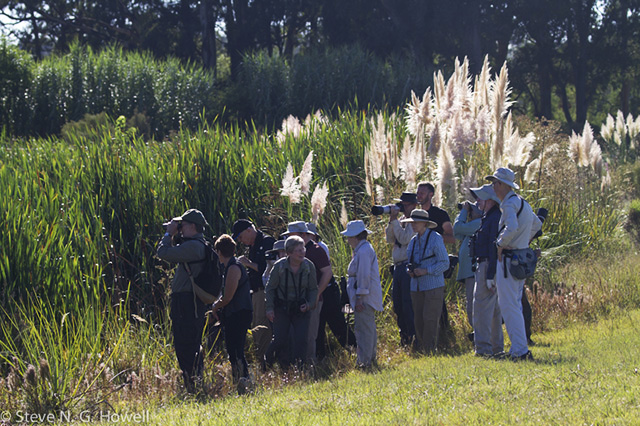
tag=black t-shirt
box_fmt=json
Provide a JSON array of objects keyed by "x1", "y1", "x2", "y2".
[
  {"x1": 248, "y1": 230, "x2": 275, "y2": 292},
  {"x1": 426, "y1": 205, "x2": 451, "y2": 236}
]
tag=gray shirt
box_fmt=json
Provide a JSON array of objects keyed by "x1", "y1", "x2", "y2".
[{"x1": 157, "y1": 233, "x2": 206, "y2": 294}]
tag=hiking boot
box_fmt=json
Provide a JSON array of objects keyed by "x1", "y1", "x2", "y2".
[
  {"x1": 509, "y1": 350, "x2": 534, "y2": 362},
  {"x1": 491, "y1": 351, "x2": 507, "y2": 360}
]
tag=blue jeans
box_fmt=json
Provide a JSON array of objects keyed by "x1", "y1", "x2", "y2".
[{"x1": 392, "y1": 263, "x2": 415, "y2": 344}]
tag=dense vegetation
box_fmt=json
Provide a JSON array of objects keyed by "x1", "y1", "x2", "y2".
[
  {"x1": 1, "y1": 44, "x2": 639, "y2": 421},
  {"x1": 3, "y1": 1, "x2": 639, "y2": 132}
]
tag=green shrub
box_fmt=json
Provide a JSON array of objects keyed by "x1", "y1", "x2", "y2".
[
  {"x1": 0, "y1": 38, "x2": 33, "y2": 135},
  {"x1": 236, "y1": 45, "x2": 432, "y2": 126}
]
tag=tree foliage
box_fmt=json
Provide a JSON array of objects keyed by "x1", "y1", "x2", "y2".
[{"x1": 1, "y1": 0, "x2": 639, "y2": 130}]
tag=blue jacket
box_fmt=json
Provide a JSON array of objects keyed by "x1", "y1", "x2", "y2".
[{"x1": 453, "y1": 209, "x2": 481, "y2": 281}]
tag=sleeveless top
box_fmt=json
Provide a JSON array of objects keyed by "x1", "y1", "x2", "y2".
[{"x1": 222, "y1": 257, "x2": 252, "y2": 317}]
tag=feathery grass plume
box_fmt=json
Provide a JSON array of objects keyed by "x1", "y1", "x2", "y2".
[
  {"x1": 461, "y1": 166, "x2": 478, "y2": 194},
  {"x1": 310, "y1": 181, "x2": 329, "y2": 223},
  {"x1": 340, "y1": 200, "x2": 349, "y2": 228},
  {"x1": 614, "y1": 131, "x2": 623, "y2": 146},
  {"x1": 568, "y1": 130, "x2": 589, "y2": 167},
  {"x1": 304, "y1": 110, "x2": 328, "y2": 131},
  {"x1": 582, "y1": 122, "x2": 603, "y2": 175},
  {"x1": 433, "y1": 70, "x2": 446, "y2": 114},
  {"x1": 429, "y1": 121, "x2": 441, "y2": 156},
  {"x1": 616, "y1": 110, "x2": 627, "y2": 141},
  {"x1": 490, "y1": 62, "x2": 512, "y2": 170},
  {"x1": 626, "y1": 113, "x2": 636, "y2": 137},
  {"x1": 299, "y1": 151, "x2": 314, "y2": 195},
  {"x1": 524, "y1": 157, "x2": 542, "y2": 183},
  {"x1": 364, "y1": 151, "x2": 373, "y2": 196},
  {"x1": 435, "y1": 140, "x2": 457, "y2": 208},
  {"x1": 280, "y1": 162, "x2": 302, "y2": 203},
  {"x1": 399, "y1": 134, "x2": 421, "y2": 187},
  {"x1": 473, "y1": 56, "x2": 492, "y2": 113},
  {"x1": 600, "y1": 114, "x2": 615, "y2": 143},
  {"x1": 502, "y1": 113, "x2": 535, "y2": 167},
  {"x1": 569, "y1": 121, "x2": 603, "y2": 175},
  {"x1": 374, "y1": 184, "x2": 385, "y2": 203},
  {"x1": 367, "y1": 114, "x2": 389, "y2": 180},
  {"x1": 473, "y1": 106, "x2": 492, "y2": 144},
  {"x1": 365, "y1": 140, "x2": 382, "y2": 182},
  {"x1": 632, "y1": 115, "x2": 640, "y2": 140},
  {"x1": 276, "y1": 115, "x2": 304, "y2": 145},
  {"x1": 406, "y1": 88, "x2": 433, "y2": 139}
]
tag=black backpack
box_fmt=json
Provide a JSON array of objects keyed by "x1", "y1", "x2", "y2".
[{"x1": 184, "y1": 237, "x2": 223, "y2": 304}]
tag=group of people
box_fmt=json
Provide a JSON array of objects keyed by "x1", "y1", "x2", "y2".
[{"x1": 156, "y1": 166, "x2": 541, "y2": 394}]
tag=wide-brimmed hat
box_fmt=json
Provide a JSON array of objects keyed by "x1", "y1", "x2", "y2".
[
  {"x1": 306, "y1": 222, "x2": 319, "y2": 236},
  {"x1": 400, "y1": 209, "x2": 437, "y2": 228},
  {"x1": 231, "y1": 219, "x2": 253, "y2": 240},
  {"x1": 340, "y1": 220, "x2": 373, "y2": 237},
  {"x1": 469, "y1": 184, "x2": 501, "y2": 204},
  {"x1": 485, "y1": 167, "x2": 519, "y2": 190},
  {"x1": 163, "y1": 208, "x2": 208, "y2": 227},
  {"x1": 393, "y1": 192, "x2": 418, "y2": 203},
  {"x1": 281, "y1": 221, "x2": 310, "y2": 237},
  {"x1": 266, "y1": 239, "x2": 286, "y2": 254}
]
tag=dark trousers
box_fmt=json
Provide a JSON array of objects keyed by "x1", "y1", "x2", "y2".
[
  {"x1": 522, "y1": 288, "x2": 532, "y2": 341},
  {"x1": 222, "y1": 309, "x2": 252, "y2": 380},
  {"x1": 392, "y1": 264, "x2": 415, "y2": 345},
  {"x1": 170, "y1": 293, "x2": 206, "y2": 389},
  {"x1": 266, "y1": 306, "x2": 310, "y2": 368},
  {"x1": 316, "y1": 283, "x2": 356, "y2": 359}
]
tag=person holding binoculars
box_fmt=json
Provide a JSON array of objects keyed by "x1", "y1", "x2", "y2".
[{"x1": 264, "y1": 235, "x2": 318, "y2": 369}]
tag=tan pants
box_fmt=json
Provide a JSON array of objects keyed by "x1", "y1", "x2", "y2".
[
  {"x1": 252, "y1": 289, "x2": 272, "y2": 360},
  {"x1": 411, "y1": 286, "x2": 444, "y2": 353}
]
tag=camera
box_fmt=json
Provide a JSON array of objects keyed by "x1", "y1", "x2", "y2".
[
  {"x1": 265, "y1": 251, "x2": 278, "y2": 261},
  {"x1": 532, "y1": 207, "x2": 548, "y2": 240},
  {"x1": 406, "y1": 263, "x2": 417, "y2": 273},
  {"x1": 371, "y1": 202, "x2": 403, "y2": 216},
  {"x1": 162, "y1": 221, "x2": 183, "y2": 231},
  {"x1": 288, "y1": 298, "x2": 307, "y2": 315}
]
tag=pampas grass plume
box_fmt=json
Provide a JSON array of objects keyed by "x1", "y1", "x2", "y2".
[
  {"x1": 280, "y1": 162, "x2": 301, "y2": 204},
  {"x1": 299, "y1": 151, "x2": 314, "y2": 195},
  {"x1": 435, "y1": 141, "x2": 457, "y2": 207},
  {"x1": 310, "y1": 181, "x2": 329, "y2": 223},
  {"x1": 340, "y1": 200, "x2": 349, "y2": 228},
  {"x1": 524, "y1": 158, "x2": 541, "y2": 183},
  {"x1": 600, "y1": 114, "x2": 615, "y2": 143},
  {"x1": 276, "y1": 115, "x2": 304, "y2": 145}
]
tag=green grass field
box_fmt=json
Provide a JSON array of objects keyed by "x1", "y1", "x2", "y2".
[{"x1": 77, "y1": 307, "x2": 640, "y2": 426}]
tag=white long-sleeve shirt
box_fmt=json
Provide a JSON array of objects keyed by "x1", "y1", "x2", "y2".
[{"x1": 497, "y1": 191, "x2": 542, "y2": 250}]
